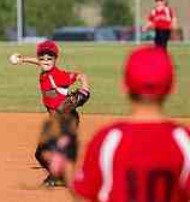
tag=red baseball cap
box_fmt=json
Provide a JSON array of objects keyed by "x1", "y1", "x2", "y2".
[
  {"x1": 124, "y1": 46, "x2": 174, "y2": 99},
  {"x1": 36, "y1": 40, "x2": 59, "y2": 57}
]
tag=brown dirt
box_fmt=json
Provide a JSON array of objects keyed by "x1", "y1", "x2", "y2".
[{"x1": 0, "y1": 113, "x2": 189, "y2": 202}]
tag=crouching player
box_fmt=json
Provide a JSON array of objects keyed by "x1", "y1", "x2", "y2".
[{"x1": 72, "y1": 46, "x2": 190, "y2": 201}]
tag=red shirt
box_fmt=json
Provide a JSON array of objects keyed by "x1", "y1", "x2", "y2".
[
  {"x1": 73, "y1": 121, "x2": 190, "y2": 202},
  {"x1": 149, "y1": 6, "x2": 174, "y2": 29},
  {"x1": 39, "y1": 66, "x2": 78, "y2": 110}
]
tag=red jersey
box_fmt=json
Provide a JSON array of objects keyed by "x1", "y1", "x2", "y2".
[
  {"x1": 39, "y1": 66, "x2": 78, "y2": 110},
  {"x1": 73, "y1": 121, "x2": 190, "y2": 202},
  {"x1": 149, "y1": 6, "x2": 174, "y2": 29}
]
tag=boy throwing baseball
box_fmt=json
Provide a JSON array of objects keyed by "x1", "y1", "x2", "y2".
[
  {"x1": 9, "y1": 40, "x2": 90, "y2": 186},
  {"x1": 9, "y1": 40, "x2": 90, "y2": 116}
]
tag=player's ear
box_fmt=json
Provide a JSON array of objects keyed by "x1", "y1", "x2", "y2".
[
  {"x1": 55, "y1": 55, "x2": 60, "y2": 65},
  {"x1": 169, "y1": 75, "x2": 178, "y2": 96},
  {"x1": 120, "y1": 80, "x2": 129, "y2": 94}
]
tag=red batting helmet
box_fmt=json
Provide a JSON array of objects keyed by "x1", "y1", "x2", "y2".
[
  {"x1": 124, "y1": 46, "x2": 174, "y2": 100},
  {"x1": 36, "y1": 40, "x2": 59, "y2": 57}
]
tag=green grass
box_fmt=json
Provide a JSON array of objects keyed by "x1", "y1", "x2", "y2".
[{"x1": 1, "y1": 42, "x2": 190, "y2": 116}]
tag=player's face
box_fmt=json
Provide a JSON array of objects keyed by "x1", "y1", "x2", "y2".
[
  {"x1": 156, "y1": 0, "x2": 166, "y2": 7},
  {"x1": 38, "y1": 54, "x2": 56, "y2": 71}
]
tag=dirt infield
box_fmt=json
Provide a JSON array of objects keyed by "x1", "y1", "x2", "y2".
[{"x1": 0, "y1": 113, "x2": 190, "y2": 202}]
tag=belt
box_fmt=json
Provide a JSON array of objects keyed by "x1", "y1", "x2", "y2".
[
  {"x1": 42, "y1": 88, "x2": 68, "y2": 98},
  {"x1": 42, "y1": 89, "x2": 58, "y2": 98}
]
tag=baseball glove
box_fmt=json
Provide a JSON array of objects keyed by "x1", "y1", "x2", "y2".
[{"x1": 57, "y1": 88, "x2": 90, "y2": 114}]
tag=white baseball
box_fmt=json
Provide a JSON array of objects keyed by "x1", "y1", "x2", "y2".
[{"x1": 9, "y1": 54, "x2": 20, "y2": 65}]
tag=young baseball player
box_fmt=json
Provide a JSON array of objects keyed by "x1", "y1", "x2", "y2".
[
  {"x1": 9, "y1": 40, "x2": 90, "y2": 116},
  {"x1": 72, "y1": 46, "x2": 190, "y2": 201},
  {"x1": 9, "y1": 40, "x2": 90, "y2": 186},
  {"x1": 143, "y1": 0, "x2": 177, "y2": 49}
]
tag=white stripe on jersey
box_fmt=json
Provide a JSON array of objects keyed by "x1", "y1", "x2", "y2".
[
  {"x1": 165, "y1": 7, "x2": 172, "y2": 21},
  {"x1": 173, "y1": 128, "x2": 190, "y2": 186},
  {"x1": 151, "y1": 9, "x2": 156, "y2": 16},
  {"x1": 98, "y1": 129, "x2": 122, "y2": 202},
  {"x1": 48, "y1": 75, "x2": 68, "y2": 95}
]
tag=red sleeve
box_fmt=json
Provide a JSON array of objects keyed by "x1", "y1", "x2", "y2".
[
  {"x1": 169, "y1": 7, "x2": 173, "y2": 18},
  {"x1": 182, "y1": 129, "x2": 190, "y2": 197},
  {"x1": 72, "y1": 123, "x2": 123, "y2": 200},
  {"x1": 184, "y1": 176, "x2": 190, "y2": 195},
  {"x1": 66, "y1": 71, "x2": 78, "y2": 85},
  {"x1": 174, "y1": 127, "x2": 190, "y2": 197},
  {"x1": 148, "y1": 9, "x2": 156, "y2": 22},
  {"x1": 169, "y1": 7, "x2": 176, "y2": 19},
  {"x1": 72, "y1": 132, "x2": 105, "y2": 200}
]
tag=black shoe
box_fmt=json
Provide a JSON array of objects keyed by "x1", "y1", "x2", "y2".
[{"x1": 42, "y1": 175, "x2": 66, "y2": 187}]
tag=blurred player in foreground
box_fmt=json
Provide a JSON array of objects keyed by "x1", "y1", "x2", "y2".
[
  {"x1": 72, "y1": 46, "x2": 190, "y2": 201},
  {"x1": 143, "y1": 0, "x2": 177, "y2": 49}
]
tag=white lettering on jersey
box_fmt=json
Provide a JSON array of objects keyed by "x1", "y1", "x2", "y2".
[
  {"x1": 98, "y1": 129, "x2": 123, "y2": 202},
  {"x1": 173, "y1": 128, "x2": 190, "y2": 186}
]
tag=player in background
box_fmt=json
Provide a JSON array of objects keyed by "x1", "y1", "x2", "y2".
[
  {"x1": 143, "y1": 0, "x2": 177, "y2": 49},
  {"x1": 72, "y1": 46, "x2": 190, "y2": 201}
]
